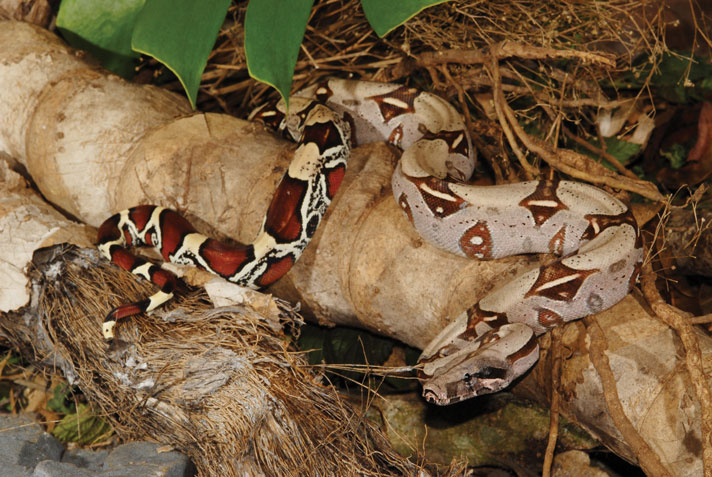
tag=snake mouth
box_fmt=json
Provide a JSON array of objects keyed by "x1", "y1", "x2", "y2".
[
  {"x1": 422, "y1": 389, "x2": 454, "y2": 406},
  {"x1": 423, "y1": 379, "x2": 506, "y2": 405},
  {"x1": 422, "y1": 384, "x2": 469, "y2": 406}
]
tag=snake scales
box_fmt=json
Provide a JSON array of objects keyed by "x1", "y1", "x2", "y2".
[{"x1": 98, "y1": 79, "x2": 643, "y2": 405}]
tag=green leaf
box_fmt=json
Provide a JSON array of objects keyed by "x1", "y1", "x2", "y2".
[
  {"x1": 361, "y1": 0, "x2": 451, "y2": 37},
  {"x1": 660, "y1": 143, "x2": 689, "y2": 169},
  {"x1": 577, "y1": 136, "x2": 641, "y2": 171},
  {"x1": 298, "y1": 325, "x2": 327, "y2": 365},
  {"x1": 47, "y1": 383, "x2": 76, "y2": 415},
  {"x1": 614, "y1": 52, "x2": 712, "y2": 103},
  {"x1": 298, "y1": 325, "x2": 395, "y2": 368},
  {"x1": 244, "y1": 0, "x2": 314, "y2": 108},
  {"x1": 56, "y1": 0, "x2": 145, "y2": 78},
  {"x1": 601, "y1": 136, "x2": 640, "y2": 165},
  {"x1": 131, "y1": 0, "x2": 231, "y2": 109},
  {"x1": 52, "y1": 404, "x2": 113, "y2": 445}
]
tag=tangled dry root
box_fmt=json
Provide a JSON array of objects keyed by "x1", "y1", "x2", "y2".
[{"x1": 2, "y1": 244, "x2": 435, "y2": 477}]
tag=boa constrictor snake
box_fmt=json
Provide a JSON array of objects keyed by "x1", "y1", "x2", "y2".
[{"x1": 98, "y1": 79, "x2": 643, "y2": 405}]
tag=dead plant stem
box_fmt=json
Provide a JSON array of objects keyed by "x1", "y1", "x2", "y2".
[
  {"x1": 489, "y1": 58, "x2": 538, "y2": 179},
  {"x1": 542, "y1": 327, "x2": 562, "y2": 477},
  {"x1": 419, "y1": 42, "x2": 615, "y2": 68},
  {"x1": 562, "y1": 128, "x2": 639, "y2": 180},
  {"x1": 641, "y1": 261, "x2": 712, "y2": 477},
  {"x1": 587, "y1": 319, "x2": 672, "y2": 477}
]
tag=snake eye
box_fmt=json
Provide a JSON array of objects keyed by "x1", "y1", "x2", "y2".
[{"x1": 470, "y1": 367, "x2": 508, "y2": 380}]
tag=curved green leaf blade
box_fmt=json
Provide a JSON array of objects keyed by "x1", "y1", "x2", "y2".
[
  {"x1": 361, "y1": 0, "x2": 451, "y2": 37},
  {"x1": 56, "y1": 0, "x2": 145, "y2": 78},
  {"x1": 52, "y1": 404, "x2": 113, "y2": 445},
  {"x1": 47, "y1": 382, "x2": 76, "y2": 415},
  {"x1": 245, "y1": 0, "x2": 314, "y2": 108},
  {"x1": 131, "y1": 0, "x2": 231, "y2": 109}
]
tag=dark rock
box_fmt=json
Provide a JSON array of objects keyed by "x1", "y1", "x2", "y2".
[
  {"x1": 0, "y1": 413, "x2": 194, "y2": 477},
  {"x1": 103, "y1": 442, "x2": 195, "y2": 477},
  {"x1": 32, "y1": 460, "x2": 95, "y2": 477},
  {"x1": 61, "y1": 448, "x2": 108, "y2": 472},
  {"x1": 0, "y1": 463, "x2": 33, "y2": 477},
  {"x1": 0, "y1": 414, "x2": 63, "y2": 468}
]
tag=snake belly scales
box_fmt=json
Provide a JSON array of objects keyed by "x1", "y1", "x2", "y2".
[{"x1": 97, "y1": 79, "x2": 643, "y2": 405}]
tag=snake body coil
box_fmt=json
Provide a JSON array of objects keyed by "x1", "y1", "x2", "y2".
[{"x1": 98, "y1": 79, "x2": 643, "y2": 404}]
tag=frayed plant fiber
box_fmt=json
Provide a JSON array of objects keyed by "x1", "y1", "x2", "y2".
[{"x1": 3, "y1": 244, "x2": 442, "y2": 476}]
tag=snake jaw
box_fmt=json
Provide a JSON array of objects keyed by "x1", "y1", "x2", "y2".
[
  {"x1": 422, "y1": 388, "x2": 452, "y2": 406},
  {"x1": 417, "y1": 323, "x2": 539, "y2": 405},
  {"x1": 420, "y1": 359, "x2": 513, "y2": 405}
]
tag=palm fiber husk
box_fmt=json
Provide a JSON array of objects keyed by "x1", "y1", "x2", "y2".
[{"x1": 1, "y1": 243, "x2": 439, "y2": 477}]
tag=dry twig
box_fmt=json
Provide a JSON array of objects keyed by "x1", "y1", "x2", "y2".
[
  {"x1": 488, "y1": 57, "x2": 538, "y2": 179},
  {"x1": 418, "y1": 42, "x2": 615, "y2": 68},
  {"x1": 640, "y1": 260, "x2": 712, "y2": 477},
  {"x1": 2, "y1": 245, "x2": 426, "y2": 477},
  {"x1": 587, "y1": 317, "x2": 673, "y2": 477},
  {"x1": 490, "y1": 57, "x2": 664, "y2": 201},
  {"x1": 542, "y1": 327, "x2": 563, "y2": 477}
]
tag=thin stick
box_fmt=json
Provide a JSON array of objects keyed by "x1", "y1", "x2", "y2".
[
  {"x1": 497, "y1": 81, "x2": 664, "y2": 202},
  {"x1": 419, "y1": 42, "x2": 615, "y2": 68},
  {"x1": 489, "y1": 58, "x2": 538, "y2": 179},
  {"x1": 562, "y1": 127, "x2": 639, "y2": 180},
  {"x1": 690, "y1": 314, "x2": 712, "y2": 325},
  {"x1": 542, "y1": 327, "x2": 562, "y2": 477},
  {"x1": 587, "y1": 318, "x2": 672, "y2": 477},
  {"x1": 641, "y1": 260, "x2": 712, "y2": 477}
]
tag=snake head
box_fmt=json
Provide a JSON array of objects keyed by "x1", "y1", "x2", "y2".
[{"x1": 417, "y1": 323, "x2": 539, "y2": 405}]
